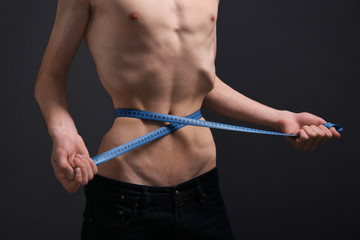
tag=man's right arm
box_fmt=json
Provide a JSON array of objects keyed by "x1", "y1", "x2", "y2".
[{"x1": 34, "y1": 0, "x2": 97, "y2": 193}]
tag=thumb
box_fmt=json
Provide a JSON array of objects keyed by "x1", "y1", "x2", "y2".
[
  {"x1": 65, "y1": 167, "x2": 82, "y2": 194},
  {"x1": 57, "y1": 159, "x2": 75, "y2": 181},
  {"x1": 53, "y1": 150, "x2": 76, "y2": 181},
  {"x1": 73, "y1": 167, "x2": 83, "y2": 184}
]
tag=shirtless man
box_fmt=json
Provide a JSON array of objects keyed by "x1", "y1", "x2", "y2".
[{"x1": 34, "y1": 0, "x2": 341, "y2": 239}]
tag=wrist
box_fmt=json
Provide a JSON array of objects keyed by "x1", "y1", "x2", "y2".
[
  {"x1": 46, "y1": 111, "x2": 78, "y2": 140},
  {"x1": 274, "y1": 110, "x2": 295, "y2": 131},
  {"x1": 49, "y1": 125, "x2": 79, "y2": 141}
]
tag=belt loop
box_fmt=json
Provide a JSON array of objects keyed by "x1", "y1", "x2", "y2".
[
  {"x1": 195, "y1": 179, "x2": 206, "y2": 199},
  {"x1": 142, "y1": 186, "x2": 151, "y2": 206}
]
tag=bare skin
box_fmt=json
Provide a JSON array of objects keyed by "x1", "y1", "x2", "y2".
[{"x1": 34, "y1": 0, "x2": 340, "y2": 194}]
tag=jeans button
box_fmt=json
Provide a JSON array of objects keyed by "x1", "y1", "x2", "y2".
[{"x1": 175, "y1": 190, "x2": 180, "y2": 196}]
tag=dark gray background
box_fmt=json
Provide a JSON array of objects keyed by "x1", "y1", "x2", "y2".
[{"x1": 1, "y1": 1, "x2": 359, "y2": 239}]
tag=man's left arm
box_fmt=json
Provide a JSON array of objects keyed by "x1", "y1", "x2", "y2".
[{"x1": 202, "y1": 76, "x2": 340, "y2": 150}]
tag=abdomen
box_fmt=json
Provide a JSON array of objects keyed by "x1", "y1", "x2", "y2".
[{"x1": 96, "y1": 114, "x2": 217, "y2": 186}]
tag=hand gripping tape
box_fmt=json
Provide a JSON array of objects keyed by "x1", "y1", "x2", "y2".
[{"x1": 92, "y1": 109, "x2": 343, "y2": 165}]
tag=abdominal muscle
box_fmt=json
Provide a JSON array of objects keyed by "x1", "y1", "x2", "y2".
[
  {"x1": 96, "y1": 108, "x2": 217, "y2": 187},
  {"x1": 93, "y1": 55, "x2": 218, "y2": 186},
  {"x1": 93, "y1": 49, "x2": 218, "y2": 187},
  {"x1": 85, "y1": 0, "x2": 219, "y2": 186}
]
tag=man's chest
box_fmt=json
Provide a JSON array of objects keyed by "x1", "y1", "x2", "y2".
[{"x1": 89, "y1": 0, "x2": 219, "y2": 31}]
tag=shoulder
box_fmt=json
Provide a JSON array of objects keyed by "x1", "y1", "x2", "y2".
[{"x1": 57, "y1": 0, "x2": 90, "y2": 10}]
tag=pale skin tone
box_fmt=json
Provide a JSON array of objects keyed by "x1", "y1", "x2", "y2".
[{"x1": 34, "y1": 0, "x2": 340, "y2": 194}]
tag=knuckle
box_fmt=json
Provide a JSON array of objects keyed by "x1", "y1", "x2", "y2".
[
  {"x1": 58, "y1": 164, "x2": 68, "y2": 170},
  {"x1": 54, "y1": 148, "x2": 66, "y2": 156},
  {"x1": 74, "y1": 160, "x2": 85, "y2": 168},
  {"x1": 307, "y1": 129, "x2": 316, "y2": 137},
  {"x1": 303, "y1": 126, "x2": 311, "y2": 131}
]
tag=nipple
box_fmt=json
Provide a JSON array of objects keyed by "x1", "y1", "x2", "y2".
[
  {"x1": 210, "y1": 13, "x2": 216, "y2": 22},
  {"x1": 129, "y1": 11, "x2": 139, "y2": 21}
]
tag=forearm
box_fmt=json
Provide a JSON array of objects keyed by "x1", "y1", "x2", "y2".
[
  {"x1": 34, "y1": 0, "x2": 91, "y2": 140},
  {"x1": 203, "y1": 76, "x2": 286, "y2": 130},
  {"x1": 34, "y1": 74, "x2": 78, "y2": 139}
]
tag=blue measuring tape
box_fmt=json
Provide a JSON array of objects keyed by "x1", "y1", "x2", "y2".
[{"x1": 92, "y1": 109, "x2": 343, "y2": 165}]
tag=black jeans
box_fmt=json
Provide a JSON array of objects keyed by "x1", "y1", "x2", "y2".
[{"x1": 81, "y1": 168, "x2": 234, "y2": 240}]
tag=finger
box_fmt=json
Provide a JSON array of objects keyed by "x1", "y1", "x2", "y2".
[
  {"x1": 309, "y1": 125, "x2": 326, "y2": 149},
  {"x1": 318, "y1": 125, "x2": 333, "y2": 144},
  {"x1": 74, "y1": 156, "x2": 88, "y2": 186},
  {"x1": 319, "y1": 124, "x2": 333, "y2": 138},
  {"x1": 301, "y1": 126, "x2": 316, "y2": 150},
  {"x1": 329, "y1": 127, "x2": 341, "y2": 139},
  {"x1": 64, "y1": 167, "x2": 82, "y2": 194},
  {"x1": 72, "y1": 167, "x2": 76, "y2": 181},
  {"x1": 86, "y1": 156, "x2": 98, "y2": 180},
  {"x1": 55, "y1": 154, "x2": 74, "y2": 181},
  {"x1": 78, "y1": 154, "x2": 94, "y2": 182},
  {"x1": 85, "y1": 156, "x2": 94, "y2": 181},
  {"x1": 73, "y1": 167, "x2": 83, "y2": 187},
  {"x1": 294, "y1": 129, "x2": 309, "y2": 150},
  {"x1": 303, "y1": 125, "x2": 320, "y2": 150},
  {"x1": 89, "y1": 157, "x2": 98, "y2": 175}
]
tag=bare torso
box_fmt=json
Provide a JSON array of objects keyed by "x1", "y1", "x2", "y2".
[{"x1": 85, "y1": 0, "x2": 219, "y2": 186}]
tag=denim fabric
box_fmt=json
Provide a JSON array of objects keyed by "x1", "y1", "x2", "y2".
[{"x1": 81, "y1": 168, "x2": 234, "y2": 240}]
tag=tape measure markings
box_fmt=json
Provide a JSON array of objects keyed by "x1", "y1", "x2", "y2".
[
  {"x1": 92, "y1": 109, "x2": 343, "y2": 165},
  {"x1": 92, "y1": 110, "x2": 202, "y2": 165}
]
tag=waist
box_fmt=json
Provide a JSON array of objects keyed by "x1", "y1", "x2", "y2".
[
  {"x1": 96, "y1": 108, "x2": 216, "y2": 185},
  {"x1": 86, "y1": 167, "x2": 219, "y2": 205}
]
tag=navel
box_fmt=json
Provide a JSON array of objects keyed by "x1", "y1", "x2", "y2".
[
  {"x1": 210, "y1": 13, "x2": 216, "y2": 22},
  {"x1": 129, "y1": 11, "x2": 139, "y2": 21}
]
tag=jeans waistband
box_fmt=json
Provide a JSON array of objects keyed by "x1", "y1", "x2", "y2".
[{"x1": 85, "y1": 167, "x2": 219, "y2": 205}]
